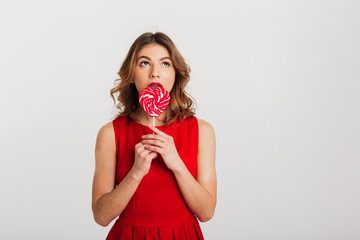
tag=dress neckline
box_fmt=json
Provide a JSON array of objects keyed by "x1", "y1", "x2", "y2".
[{"x1": 127, "y1": 115, "x2": 170, "y2": 128}]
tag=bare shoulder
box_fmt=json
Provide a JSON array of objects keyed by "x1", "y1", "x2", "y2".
[
  {"x1": 196, "y1": 118, "x2": 216, "y2": 154},
  {"x1": 96, "y1": 121, "x2": 115, "y2": 145},
  {"x1": 92, "y1": 121, "x2": 117, "y2": 211},
  {"x1": 197, "y1": 118, "x2": 215, "y2": 139},
  {"x1": 196, "y1": 118, "x2": 217, "y2": 209},
  {"x1": 99, "y1": 121, "x2": 114, "y2": 136},
  {"x1": 95, "y1": 120, "x2": 116, "y2": 169},
  {"x1": 95, "y1": 121, "x2": 117, "y2": 161}
]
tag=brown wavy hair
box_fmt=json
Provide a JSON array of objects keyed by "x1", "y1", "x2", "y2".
[{"x1": 110, "y1": 32, "x2": 197, "y2": 125}]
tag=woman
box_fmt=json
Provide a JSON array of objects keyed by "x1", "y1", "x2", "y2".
[{"x1": 92, "y1": 32, "x2": 216, "y2": 239}]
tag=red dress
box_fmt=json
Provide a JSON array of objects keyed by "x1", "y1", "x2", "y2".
[{"x1": 106, "y1": 115, "x2": 204, "y2": 240}]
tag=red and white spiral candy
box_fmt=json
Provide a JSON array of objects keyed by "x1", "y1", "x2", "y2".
[{"x1": 139, "y1": 87, "x2": 170, "y2": 117}]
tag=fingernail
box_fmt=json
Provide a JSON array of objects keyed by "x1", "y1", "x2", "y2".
[{"x1": 142, "y1": 135, "x2": 145, "y2": 138}]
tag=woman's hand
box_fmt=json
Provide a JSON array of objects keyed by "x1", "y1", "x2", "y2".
[
  {"x1": 141, "y1": 124, "x2": 183, "y2": 172},
  {"x1": 131, "y1": 141, "x2": 158, "y2": 179}
]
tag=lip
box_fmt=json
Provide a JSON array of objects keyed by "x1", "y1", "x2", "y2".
[{"x1": 147, "y1": 82, "x2": 163, "y2": 88}]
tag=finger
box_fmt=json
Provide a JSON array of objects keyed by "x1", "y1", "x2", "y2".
[
  {"x1": 147, "y1": 124, "x2": 169, "y2": 138},
  {"x1": 135, "y1": 142, "x2": 144, "y2": 148},
  {"x1": 136, "y1": 142, "x2": 152, "y2": 155},
  {"x1": 140, "y1": 148, "x2": 153, "y2": 157},
  {"x1": 145, "y1": 145, "x2": 163, "y2": 154},
  {"x1": 142, "y1": 134, "x2": 167, "y2": 143},
  {"x1": 137, "y1": 142, "x2": 160, "y2": 155},
  {"x1": 135, "y1": 145, "x2": 146, "y2": 155},
  {"x1": 135, "y1": 142, "x2": 146, "y2": 150},
  {"x1": 142, "y1": 139, "x2": 165, "y2": 148},
  {"x1": 146, "y1": 151, "x2": 158, "y2": 160}
]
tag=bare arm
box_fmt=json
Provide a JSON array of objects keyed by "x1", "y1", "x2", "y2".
[
  {"x1": 172, "y1": 119, "x2": 217, "y2": 222},
  {"x1": 91, "y1": 122, "x2": 156, "y2": 227}
]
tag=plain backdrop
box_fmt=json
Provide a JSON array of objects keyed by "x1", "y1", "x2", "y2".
[{"x1": 1, "y1": 0, "x2": 359, "y2": 239}]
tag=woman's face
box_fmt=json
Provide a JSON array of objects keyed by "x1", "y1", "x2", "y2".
[{"x1": 132, "y1": 44, "x2": 176, "y2": 94}]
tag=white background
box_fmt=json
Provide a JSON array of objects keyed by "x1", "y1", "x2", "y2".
[{"x1": 1, "y1": 0, "x2": 359, "y2": 239}]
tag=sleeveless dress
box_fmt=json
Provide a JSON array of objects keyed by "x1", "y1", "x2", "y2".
[{"x1": 106, "y1": 115, "x2": 204, "y2": 240}]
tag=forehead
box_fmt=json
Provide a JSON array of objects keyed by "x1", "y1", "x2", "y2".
[{"x1": 137, "y1": 44, "x2": 170, "y2": 58}]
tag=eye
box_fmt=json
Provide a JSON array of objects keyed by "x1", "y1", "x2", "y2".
[
  {"x1": 139, "y1": 61, "x2": 149, "y2": 67},
  {"x1": 162, "y1": 61, "x2": 171, "y2": 67}
]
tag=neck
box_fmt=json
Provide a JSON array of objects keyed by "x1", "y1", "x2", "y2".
[{"x1": 131, "y1": 106, "x2": 168, "y2": 126}]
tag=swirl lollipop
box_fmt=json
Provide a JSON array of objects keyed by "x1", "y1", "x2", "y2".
[{"x1": 139, "y1": 83, "x2": 170, "y2": 131}]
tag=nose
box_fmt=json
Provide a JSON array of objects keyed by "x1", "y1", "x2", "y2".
[
  {"x1": 151, "y1": 72, "x2": 159, "y2": 78},
  {"x1": 150, "y1": 66, "x2": 160, "y2": 78}
]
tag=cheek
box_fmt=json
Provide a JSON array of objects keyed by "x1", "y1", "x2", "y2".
[
  {"x1": 133, "y1": 70, "x2": 146, "y2": 83},
  {"x1": 168, "y1": 70, "x2": 176, "y2": 93},
  {"x1": 163, "y1": 68, "x2": 176, "y2": 81},
  {"x1": 165, "y1": 77, "x2": 176, "y2": 93},
  {"x1": 133, "y1": 78, "x2": 145, "y2": 94},
  {"x1": 133, "y1": 69, "x2": 144, "y2": 80}
]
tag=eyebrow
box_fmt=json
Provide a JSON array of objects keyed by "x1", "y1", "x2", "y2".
[{"x1": 137, "y1": 56, "x2": 171, "y2": 62}]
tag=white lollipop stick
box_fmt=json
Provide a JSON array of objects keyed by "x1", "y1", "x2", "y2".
[{"x1": 152, "y1": 116, "x2": 155, "y2": 134}]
